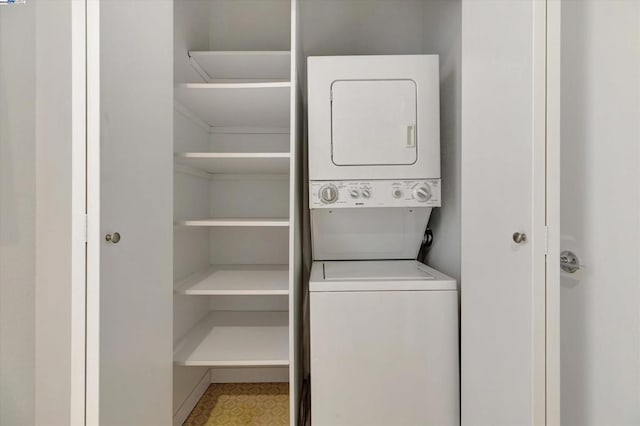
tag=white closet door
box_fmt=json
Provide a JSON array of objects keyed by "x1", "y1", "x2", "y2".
[
  {"x1": 87, "y1": 1, "x2": 173, "y2": 425},
  {"x1": 461, "y1": 1, "x2": 546, "y2": 425}
]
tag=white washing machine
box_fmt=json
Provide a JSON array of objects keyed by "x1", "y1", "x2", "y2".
[{"x1": 310, "y1": 260, "x2": 459, "y2": 426}]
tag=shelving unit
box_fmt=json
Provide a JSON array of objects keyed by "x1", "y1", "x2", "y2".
[
  {"x1": 172, "y1": 1, "x2": 300, "y2": 424},
  {"x1": 175, "y1": 265, "x2": 289, "y2": 296},
  {"x1": 174, "y1": 311, "x2": 289, "y2": 367}
]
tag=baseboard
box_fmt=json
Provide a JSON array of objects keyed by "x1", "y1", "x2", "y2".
[
  {"x1": 211, "y1": 367, "x2": 289, "y2": 383},
  {"x1": 173, "y1": 369, "x2": 211, "y2": 426}
]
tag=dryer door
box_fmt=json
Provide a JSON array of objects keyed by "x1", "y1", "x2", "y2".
[{"x1": 331, "y1": 79, "x2": 417, "y2": 166}]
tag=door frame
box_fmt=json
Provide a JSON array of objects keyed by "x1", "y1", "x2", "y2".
[
  {"x1": 545, "y1": 0, "x2": 561, "y2": 425},
  {"x1": 85, "y1": 0, "x2": 101, "y2": 424},
  {"x1": 73, "y1": 1, "x2": 565, "y2": 425},
  {"x1": 71, "y1": 0, "x2": 88, "y2": 424}
]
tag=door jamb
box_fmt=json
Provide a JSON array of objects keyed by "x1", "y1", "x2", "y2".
[
  {"x1": 85, "y1": 0, "x2": 101, "y2": 424},
  {"x1": 71, "y1": 0, "x2": 88, "y2": 424},
  {"x1": 545, "y1": 0, "x2": 562, "y2": 425}
]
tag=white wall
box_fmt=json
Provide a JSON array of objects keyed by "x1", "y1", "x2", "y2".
[
  {"x1": 1, "y1": 2, "x2": 77, "y2": 425},
  {"x1": 174, "y1": 0, "x2": 210, "y2": 85},
  {"x1": 300, "y1": 0, "x2": 426, "y2": 95},
  {"x1": 209, "y1": 0, "x2": 290, "y2": 51},
  {"x1": 0, "y1": 3, "x2": 36, "y2": 425},
  {"x1": 560, "y1": 2, "x2": 640, "y2": 425}
]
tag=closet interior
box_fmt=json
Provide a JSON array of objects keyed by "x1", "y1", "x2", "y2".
[
  {"x1": 172, "y1": 1, "x2": 302, "y2": 424},
  {"x1": 171, "y1": 0, "x2": 460, "y2": 424}
]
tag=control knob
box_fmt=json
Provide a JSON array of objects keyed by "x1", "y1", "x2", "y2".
[
  {"x1": 412, "y1": 183, "x2": 432, "y2": 202},
  {"x1": 319, "y1": 184, "x2": 339, "y2": 204},
  {"x1": 361, "y1": 188, "x2": 371, "y2": 198}
]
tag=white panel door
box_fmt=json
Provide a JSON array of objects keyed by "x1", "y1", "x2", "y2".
[
  {"x1": 461, "y1": 1, "x2": 546, "y2": 425},
  {"x1": 87, "y1": 1, "x2": 173, "y2": 425},
  {"x1": 553, "y1": 1, "x2": 640, "y2": 425}
]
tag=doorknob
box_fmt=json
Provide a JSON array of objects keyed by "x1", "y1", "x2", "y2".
[
  {"x1": 105, "y1": 232, "x2": 121, "y2": 244},
  {"x1": 560, "y1": 250, "x2": 581, "y2": 273},
  {"x1": 512, "y1": 232, "x2": 527, "y2": 244}
]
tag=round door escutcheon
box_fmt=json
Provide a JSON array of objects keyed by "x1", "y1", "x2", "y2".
[{"x1": 105, "y1": 232, "x2": 121, "y2": 244}]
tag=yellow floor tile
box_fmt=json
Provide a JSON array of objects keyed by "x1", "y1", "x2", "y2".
[{"x1": 184, "y1": 383, "x2": 289, "y2": 426}]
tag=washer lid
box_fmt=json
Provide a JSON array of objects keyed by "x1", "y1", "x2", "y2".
[
  {"x1": 324, "y1": 260, "x2": 434, "y2": 281},
  {"x1": 310, "y1": 260, "x2": 457, "y2": 292}
]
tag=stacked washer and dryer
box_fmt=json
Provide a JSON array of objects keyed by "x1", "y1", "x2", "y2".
[{"x1": 307, "y1": 55, "x2": 459, "y2": 426}]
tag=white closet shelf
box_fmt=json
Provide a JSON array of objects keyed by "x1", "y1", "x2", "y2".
[
  {"x1": 176, "y1": 218, "x2": 290, "y2": 227},
  {"x1": 175, "y1": 152, "x2": 290, "y2": 174},
  {"x1": 175, "y1": 265, "x2": 289, "y2": 296},
  {"x1": 174, "y1": 311, "x2": 289, "y2": 367},
  {"x1": 175, "y1": 83, "x2": 290, "y2": 128},
  {"x1": 188, "y1": 51, "x2": 291, "y2": 82}
]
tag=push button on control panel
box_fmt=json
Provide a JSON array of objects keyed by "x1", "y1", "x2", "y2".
[{"x1": 392, "y1": 189, "x2": 403, "y2": 199}]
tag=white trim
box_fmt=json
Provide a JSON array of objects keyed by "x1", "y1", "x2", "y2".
[
  {"x1": 85, "y1": 0, "x2": 101, "y2": 424},
  {"x1": 208, "y1": 126, "x2": 290, "y2": 135},
  {"x1": 208, "y1": 172, "x2": 289, "y2": 181},
  {"x1": 210, "y1": 367, "x2": 290, "y2": 383},
  {"x1": 288, "y1": 2, "x2": 301, "y2": 425},
  {"x1": 177, "y1": 82, "x2": 291, "y2": 90},
  {"x1": 70, "y1": 1, "x2": 87, "y2": 424},
  {"x1": 545, "y1": 0, "x2": 562, "y2": 424},
  {"x1": 532, "y1": 1, "x2": 548, "y2": 423},
  {"x1": 176, "y1": 218, "x2": 290, "y2": 227},
  {"x1": 172, "y1": 370, "x2": 211, "y2": 426},
  {"x1": 177, "y1": 152, "x2": 291, "y2": 159}
]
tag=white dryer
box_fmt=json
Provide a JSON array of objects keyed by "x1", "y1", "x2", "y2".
[
  {"x1": 309, "y1": 260, "x2": 459, "y2": 426},
  {"x1": 307, "y1": 54, "x2": 442, "y2": 260}
]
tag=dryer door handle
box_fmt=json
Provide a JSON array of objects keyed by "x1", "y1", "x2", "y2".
[{"x1": 406, "y1": 124, "x2": 416, "y2": 147}]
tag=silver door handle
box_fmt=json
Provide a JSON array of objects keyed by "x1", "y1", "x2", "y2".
[
  {"x1": 560, "y1": 250, "x2": 580, "y2": 273},
  {"x1": 512, "y1": 232, "x2": 527, "y2": 244},
  {"x1": 105, "y1": 232, "x2": 121, "y2": 244}
]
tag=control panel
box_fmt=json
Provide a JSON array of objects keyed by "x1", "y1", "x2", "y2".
[{"x1": 310, "y1": 179, "x2": 441, "y2": 209}]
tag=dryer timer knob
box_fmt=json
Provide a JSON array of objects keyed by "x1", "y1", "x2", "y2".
[
  {"x1": 412, "y1": 184, "x2": 432, "y2": 202},
  {"x1": 319, "y1": 184, "x2": 339, "y2": 204}
]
